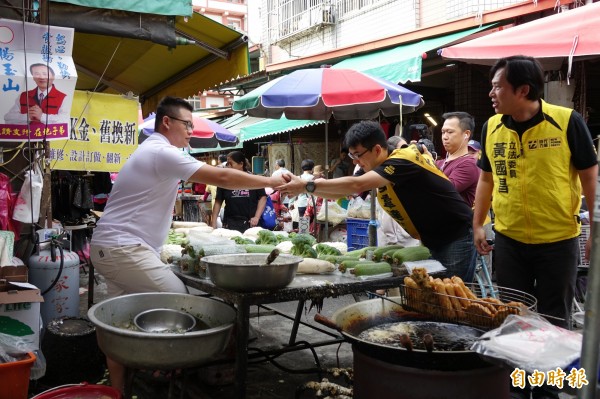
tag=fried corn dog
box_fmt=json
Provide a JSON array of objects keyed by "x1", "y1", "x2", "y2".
[
  {"x1": 443, "y1": 279, "x2": 465, "y2": 318},
  {"x1": 451, "y1": 276, "x2": 478, "y2": 300},
  {"x1": 433, "y1": 279, "x2": 456, "y2": 319}
]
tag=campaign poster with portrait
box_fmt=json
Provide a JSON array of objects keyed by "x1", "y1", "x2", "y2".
[
  {"x1": 0, "y1": 18, "x2": 77, "y2": 141},
  {"x1": 48, "y1": 91, "x2": 138, "y2": 172}
]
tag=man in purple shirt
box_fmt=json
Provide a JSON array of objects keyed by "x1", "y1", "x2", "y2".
[{"x1": 435, "y1": 111, "x2": 480, "y2": 206}]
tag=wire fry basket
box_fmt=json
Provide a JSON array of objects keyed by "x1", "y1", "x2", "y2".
[{"x1": 398, "y1": 282, "x2": 537, "y2": 331}]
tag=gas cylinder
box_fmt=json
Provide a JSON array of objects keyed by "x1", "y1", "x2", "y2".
[{"x1": 27, "y1": 244, "x2": 81, "y2": 325}]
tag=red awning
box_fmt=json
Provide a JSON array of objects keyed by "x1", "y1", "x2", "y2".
[{"x1": 440, "y1": 3, "x2": 600, "y2": 72}]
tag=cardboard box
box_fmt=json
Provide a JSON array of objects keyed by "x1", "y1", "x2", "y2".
[
  {"x1": 0, "y1": 282, "x2": 43, "y2": 350},
  {"x1": 0, "y1": 265, "x2": 28, "y2": 284}
]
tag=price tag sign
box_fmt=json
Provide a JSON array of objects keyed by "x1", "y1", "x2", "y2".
[{"x1": 298, "y1": 216, "x2": 310, "y2": 234}]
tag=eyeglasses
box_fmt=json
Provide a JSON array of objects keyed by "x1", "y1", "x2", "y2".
[
  {"x1": 348, "y1": 148, "x2": 370, "y2": 160},
  {"x1": 167, "y1": 115, "x2": 194, "y2": 131}
]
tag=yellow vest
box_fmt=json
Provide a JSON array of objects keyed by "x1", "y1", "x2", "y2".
[{"x1": 485, "y1": 100, "x2": 581, "y2": 244}]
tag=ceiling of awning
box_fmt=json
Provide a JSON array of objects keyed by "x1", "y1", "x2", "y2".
[
  {"x1": 71, "y1": 12, "x2": 250, "y2": 115},
  {"x1": 332, "y1": 25, "x2": 494, "y2": 83},
  {"x1": 240, "y1": 117, "x2": 326, "y2": 142}
]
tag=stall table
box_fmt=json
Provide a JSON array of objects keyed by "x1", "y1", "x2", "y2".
[{"x1": 174, "y1": 269, "x2": 406, "y2": 399}]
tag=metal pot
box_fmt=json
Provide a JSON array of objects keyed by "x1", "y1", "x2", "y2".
[
  {"x1": 202, "y1": 253, "x2": 303, "y2": 292},
  {"x1": 88, "y1": 293, "x2": 235, "y2": 369},
  {"x1": 315, "y1": 297, "x2": 491, "y2": 371}
]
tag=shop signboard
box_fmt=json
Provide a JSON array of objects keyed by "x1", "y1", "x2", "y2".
[{"x1": 48, "y1": 91, "x2": 138, "y2": 172}]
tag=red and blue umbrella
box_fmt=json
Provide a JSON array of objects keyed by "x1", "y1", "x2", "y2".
[
  {"x1": 232, "y1": 67, "x2": 424, "y2": 120},
  {"x1": 139, "y1": 114, "x2": 238, "y2": 148}
]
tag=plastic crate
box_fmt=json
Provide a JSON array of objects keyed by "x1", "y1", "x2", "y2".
[{"x1": 345, "y1": 218, "x2": 371, "y2": 250}]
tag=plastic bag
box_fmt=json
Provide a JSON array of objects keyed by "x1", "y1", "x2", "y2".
[
  {"x1": 13, "y1": 165, "x2": 43, "y2": 223},
  {"x1": 347, "y1": 196, "x2": 371, "y2": 219},
  {"x1": 471, "y1": 310, "x2": 582, "y2": 373},
  {"x1": 259, "y1": 195, "x2": 277, "y2": 230},
  {"x1": 0, "y1": 173, "x2": 17, "y2": 234},
  {"x1": 316, "y1": 201, "x2": 347, "y2": 225}
]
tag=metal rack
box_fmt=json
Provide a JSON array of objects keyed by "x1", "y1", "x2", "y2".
[{"x1": 398, "y1": 282, "x2": 537, "y2": 331}]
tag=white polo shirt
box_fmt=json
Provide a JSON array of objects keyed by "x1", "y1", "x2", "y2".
[{"x1": 92, "y1": 133, "x2": 204, "y2": 253}]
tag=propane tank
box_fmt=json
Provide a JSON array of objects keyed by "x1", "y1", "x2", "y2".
[{"x1": 28, "y1": 240, "x2": 81, "y2": 326}]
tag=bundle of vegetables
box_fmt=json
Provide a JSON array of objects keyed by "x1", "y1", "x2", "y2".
[
  {"x1": 275, "y1": 240, "x2": 294, "y2": 254},
  {"x1": 297, "y1": 258, "x2": 336, "y2": 274},
  {"x1": 165, "y1": 229, "x2": 188, "y2": 245},
  {"x1": 179, "y1": 254, "x2": 199, "y2": 275},
  {"x1": 232, "y1": 236, "x2": 255, "y2": 245},
  {"x1": 372, "y1": 245, "x2": 404, "y2": 261},
  {"x1": 184, "y1": 234, "x2": 234, "y2": 258},
  {"x1": 172, "y1": 221, "x2": 208, "y2": 229},
  {"x1": 313, "y1": 243, "x2": 341, "y2": 257},
  {"x1": 391, "y1": 246, "x2": 431, "y2": 264},
  {"x1": 201, "y1": 244, "x2": 246, "y2": 256},
  {"x1": 275, "y1": 233, "x2": 291, "y2": 243},
  {"x1": 243, "y1": 244, "x2": 277, "y2": 253},
  {"x1": 160, "y1": 244, "x2": 185, "y2": 264},
  {"x1": 313, "y1": 242, "x2": 347, "y2": 255},
  {"x1": 255, "y1": 230, "x2": 279, "y2": 245},
  {"x1": 211, "y1": 228, "x2": 243, "y2": 239},
  {"x1": 338, "y1": 259, "x2": 392, "y2": 275},
  {"x1": 290, "y1": 234, "x2": 317, "y2": 258}
]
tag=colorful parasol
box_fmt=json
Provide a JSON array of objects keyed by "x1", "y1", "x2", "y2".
[
  {"x1": 232, "y1": 67, "x2": 424, "y2": 120},
  {"x1": 139, "y1": 114, "x2": 238, "y2": 148}
]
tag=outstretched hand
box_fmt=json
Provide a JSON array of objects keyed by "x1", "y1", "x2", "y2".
[
  {"x1": 269, "y1": 173, "x2": 290, "y2": 188},
  {"x1": 276, "y1": 173, "x2": 304, "y2": 197}
]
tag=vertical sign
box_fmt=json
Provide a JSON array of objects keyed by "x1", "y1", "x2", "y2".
[{"x1": 0, "y1": 18, "x2": 77, "y2": 141}]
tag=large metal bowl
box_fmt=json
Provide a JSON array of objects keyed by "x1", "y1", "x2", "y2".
[
  {"x1": 202, "y1": 253, "x2": 303, "y2": 292},
  {"x1": 88, "y1": 293, "x2": 235, "y2": 369},
  {"x1": 134, "y1": 308, "x2": 196, "y2": 333}
]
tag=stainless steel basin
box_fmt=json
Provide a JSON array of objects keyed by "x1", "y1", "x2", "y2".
[
  {"x1": 88, "y1": 293, "x2": 235, "y2": 369},
  {"x1": 134, "y1": 308, "x2": 196, "y2": 333},
  {"x1": 202, "y1": 253, "x2": 302, "y2": 292}
]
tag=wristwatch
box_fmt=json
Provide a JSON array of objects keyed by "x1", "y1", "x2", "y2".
[{"x1": 305, "y1": 181, "x2": 316, "y2": 193}]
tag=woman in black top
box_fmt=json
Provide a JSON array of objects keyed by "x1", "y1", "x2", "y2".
[{"x1": 211, "y1": 151, "x2": 267, "y2": 233}]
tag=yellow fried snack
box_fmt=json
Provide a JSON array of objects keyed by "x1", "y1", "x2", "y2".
[
  {"x1": 451, "y1": 276, "x2": 478, "y2": 300},
  {"x1": 452, "y1": 282, "x2": 470, "y2": 308},
  {"x1": 465, "y1": 302, "x2": 494, "y2": 327},
  {"x1": 493, "y1": 308, "x2": 512, "y2": 325},
  {"x1": 443, "y1": 280, "x2": 465, "y2": 318},
  {"x1": 433, "y1": 280, "x2": 456, "y2": 319}
]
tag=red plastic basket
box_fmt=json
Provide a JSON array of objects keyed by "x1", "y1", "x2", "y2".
[
  {"x1": 32, "y1": 383, "x2": 122, "y2": 399},
  {"x1": 0, "y1": 352, "x2": 36, "y2": 399}
]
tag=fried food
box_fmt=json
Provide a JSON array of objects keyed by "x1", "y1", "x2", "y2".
[
  {"x1": 465, "y1": 302, "x2": 494, "y2": 327},
  {"x1": 451, "y1": 276, "x2": 478, "y2": 300},
  {"x1": 433, "y1": 279, "x2": 456, "y2": 319},
  {"x1": 412, "y1": 267, "x2": 433, "y2": 290},
  {"x1": 402, "y1": 269, "x2": 528, "y2": 329},
  {"x1": 443, "y1": 280, "x2": 465, "y2": 318},
  {"x1": 451, "y1": 282, "x2": 470, "y2": 308},
  {"x1": 493, "y1": 308, "x2": 512, "y2": 325}
]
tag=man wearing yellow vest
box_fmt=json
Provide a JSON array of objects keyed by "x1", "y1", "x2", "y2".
[
  {"x1": 473, "y1": 55, "x2": 597, "y2": 399},
  {"x1": 278, "y1": 120, "x2": 476, "y2": 281}
]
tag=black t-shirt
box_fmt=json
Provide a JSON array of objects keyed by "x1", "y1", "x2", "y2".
[
  {"x1": 372, "y1": 153, "x2": 473, "y2": 250},
  {"x1": 478, "y1": 107, "x2": 597, "y2": 172},
  {"x1": 216, "y1": 186, "x2": 266, "y2": 221}
]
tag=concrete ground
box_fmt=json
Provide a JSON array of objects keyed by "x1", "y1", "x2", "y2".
[{"x1": 28, "y1": 265, "x2": 580, "y2": 399}]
